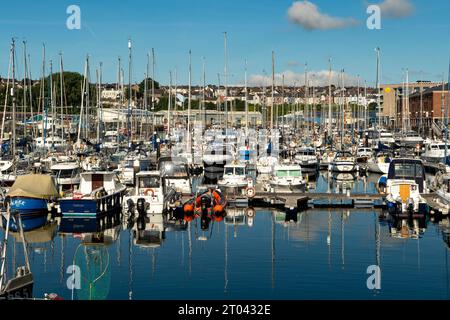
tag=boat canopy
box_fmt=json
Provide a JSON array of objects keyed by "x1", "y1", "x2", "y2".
[{"x1": 7, "y1": 174, "x2": 59, "y2": 199}]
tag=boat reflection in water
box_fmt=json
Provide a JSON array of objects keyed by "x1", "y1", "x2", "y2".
[
  {"x1": 381, "y1": 213, "x2": 427, "y2": 239},
  {"x1": 59, "y1": 213, "x2": 121, "y2": 300},
  {"x1": 330, "y1": 172, "x2": 357, "y2": 193}
]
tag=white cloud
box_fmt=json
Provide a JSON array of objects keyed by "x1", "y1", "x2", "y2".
[
  {"x1": 376, "y1": 0, "x2": 414, "y2": 18},
  {"x1": 287, "y1": 1, "x2": 359, "y2": 31},
  {"x1": 247, "y1": 70, "x2": 361, "y2": 87}
]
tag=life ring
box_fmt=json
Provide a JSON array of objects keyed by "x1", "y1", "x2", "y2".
[
  {"x1": 245, "y1": 207, "x2": 256, "y2": 217},
  {"x1": 246, "y1": 187, "x2": 256, "y2": 199},
  {"x1": 144, "y1": 188, "x2": 155, "y2": 197}
]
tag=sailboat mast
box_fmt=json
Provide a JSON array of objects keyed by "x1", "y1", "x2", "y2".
[
  {"x1": 59, "y1": 53, "x2": 65, "y2": 142},
  {"x1": 203, "y1": 57, "x2": 206, "y2": 130},
  {"x1": 22, "y1": 41, "x2": 27, "y2": 139},
  {"x1": 271, "y1": 51, "x2": 275, "y2": 132},
  {"x1": 49, "y1": 60, "x2": 54, "y2": 148},
  {"x1": 328, "y1": 58, "x2": 332, "y2": 135},
  {"x1": 11, "y1": 39, "x2": 17, "y2": 163},
  {"x1": 116, "y1": 57, "x2": 121, "y2": 138},
  {"x1": 376, "y1": 47, "x2": 381, "y2": 131},
  {"x1": 245, "y1": 59, "x2": 248, "y2": 136},
  {"x1": 151, "y1": 48, "x2": 155, "y2": 135},
  {"x1": 127, "y1": 38, "x2": 132, "y2": 145},
  {"x1": 168, "y1": 70, "x2": 172, "y2": 137},
  {"x1": 188, "y1": 49, "x2": 192, "y2": 148},
  {"x1": 224, "y1": 32, "x2": 229, "y2": 132},
  {"x1": 445, "y1": 59, "x2": 450, "y2": 160},
  {"x1": 144, "y1": 53, "x2": 149, "y2": 138}
]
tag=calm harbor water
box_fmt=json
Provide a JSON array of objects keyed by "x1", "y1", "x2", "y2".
[{"x1": 2, "y1": 172, "x2": 450, "y2": 300}]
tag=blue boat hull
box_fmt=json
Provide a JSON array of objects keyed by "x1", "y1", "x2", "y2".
[
  {"x1": 60, "y1": 193, "x2": 123, "y2": 218},
  {"x1": 2, "y1": 198, "x2": 49, "y2": 232}
]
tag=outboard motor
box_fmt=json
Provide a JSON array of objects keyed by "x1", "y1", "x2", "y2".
[
  {"x1": 136, "y1": 198, "x2": 147, "y2": 217},
  {"x1": 200, "y1": 195, "x2": 212, "y2": 215}
]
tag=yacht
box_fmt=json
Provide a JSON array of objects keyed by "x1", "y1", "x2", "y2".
[
  {"x1": 59, "y1": 171, "x2": 126, "y2": 217},
  {"x1": 123, "y1": 171, "x2": 164, "y2": 215},
  {"x1": 367, "y1": 153, "x2": 391, "y2": 174},
  {"x1": 294, "y1": 147, "x2": 319, "y2": 175},
  {"x1": 422, "y1": 142, "x2": 447, "y2": 164},
  {"x1": 266, "y1": 164, "x2": 306, "y2": 192},
  {"x1": 330, "y1": 151, "x2": 357, "y2": 173},
  {"x1": 202, "y1": 143, "x2": 235, "y2": 178},
  {"x1": 50, "y1": 162, "x2": 81, "y2": 193},
  {"x1": 158, "y1": 157, "x2": 192, "y2": 195},
  {"x1": 256, "y1": 155, "x2": 278, "y2": 175},
  {"x1": 400, "y1": 131, "x2": 424, "y2": 148},
  {"x1": 381, "y1": 158, "x2": 428, "y2": 216},
  {"x1": 356, "y1": 147, "x2": 373, "y2": 164},
  {"x1": 218, "y1": 163, "x2": 250, "y2": 193}
]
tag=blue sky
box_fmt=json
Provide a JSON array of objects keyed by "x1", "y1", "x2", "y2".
[{"x1": 0, "y1": 0, "x2": 449, "y2": 86}]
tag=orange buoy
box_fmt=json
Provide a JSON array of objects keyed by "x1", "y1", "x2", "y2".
[{"x1": 213, "y1": 204, "x2": 223, "y2": 214}]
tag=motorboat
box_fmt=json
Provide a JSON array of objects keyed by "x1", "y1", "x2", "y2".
[
  {"x1": 266, "y1": 164, "x2": 306, "y2": 192},
  {"x1": 50, "y1": 162, "x2": 81, "y2": 193},
  {"x1": 330, "y1": 151, "x2": 357, "y2": 173},
  {"x1": 422, "y1": 142, "x2": 447, "y2": 164},
  {"x1": 158, "y1": 157, "x2": 192, "y2": 195},
  {"x1": 367, "y1": 153, "x2": 391, "y2": 174},
  {"x1": 218, "y1": 163, "x2": 249, "y2": 190},
  {"x1": 59, "y1": 171, "x2": 126, "y2": 217},
  {"x1": 256, "y1": 155, "x2": 278, "y2": 175},
  {"x1": 123, "y1": 171, "x2": 164, "y2": 216},
  {"x1": 356, "y1": 147, "x2": 373, "y2": 164},
  {"x1": 294, "y1": 147, "x2": 319, "y2": 175},
  {"x1": 400, "y1": 131, "x2": 424, "y2": 149},
  {"x1": 1, "y1": 174, "x2": 58, "y2": 232},
  {"x1": 380, "y1": 158, "x2": 429, "y2": 216}
]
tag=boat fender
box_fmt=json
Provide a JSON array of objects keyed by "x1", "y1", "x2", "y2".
[{"x1": 246, "y1": 187, "x2": 256, "y2": 199}]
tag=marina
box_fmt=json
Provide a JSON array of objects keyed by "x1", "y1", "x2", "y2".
[{"x1": 0, "y1": 0, "x2": 449, "y2": 302}]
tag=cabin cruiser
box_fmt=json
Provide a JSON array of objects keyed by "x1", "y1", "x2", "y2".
[
  {"x1": 400, "y1": 131, "x2": 424, "y2": 148},
  {"x1": 266, "y1": 164, "x2": 306, "y2": 192},
  {"x1": 202, "y1": 143, "x2": 235, "y2": 177},
  {"x1": 380, "y1": 158, "x2": 428, "y2": 216},
  {"x1": 356, "y1": 147, "x2": 373, "y2": 163},
  {"x1": 59, "y1": 171, "x2": 126, "y2": 217},
  {"x1": 294, "y1": 147, "x2": 319, "y2": 175},
  {"x1": 50, "y1": 162, "x2": 81, "y2": 193},
  {"x1": 102, "y1": 131, "x2": 119, "y2": 149},
  {"x1": 0, "y1": 160, "x2": 17, "y2": 186},
  {"x1": 367, "y1": 153, "x2": 391, "y2": 174},
  {"x1": 123, "y1": 171, "x2": 164, "y2": 216},
  {"x1": 218, "y1": 163, "x2": 250, "y2": 191},
  {"x1": 158, "y1": 157, "x2": 192, "y2": 195},
  {"x1": 422, "y1": 142, "x2": 447, "y2": 164},
  {"x1": 330, "y1": 151, "x2": 357, "y2": 173},
  {"x1": 256, "y1": 155, "x2": 278, "y2": 175},
  {"x1": 379, "y1": 130, "x2": 396, "y2": 146}
]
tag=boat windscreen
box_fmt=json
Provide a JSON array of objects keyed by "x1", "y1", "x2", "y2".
[
  {"x1": 138, "y1": 176, "x2": 160, "y2": 188},
  {"x1": 391, "y1": 162, "x2": 423, "y2": 180}
]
